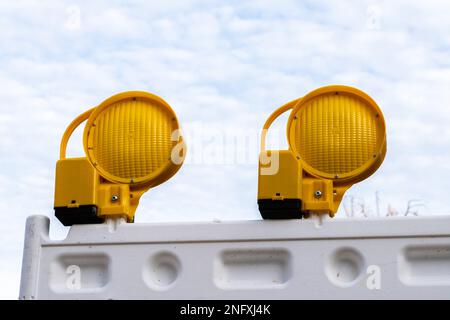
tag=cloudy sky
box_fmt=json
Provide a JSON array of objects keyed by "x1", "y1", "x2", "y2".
[{"x1": 1, "y1": 0, "x2": 450, "y2": 299}]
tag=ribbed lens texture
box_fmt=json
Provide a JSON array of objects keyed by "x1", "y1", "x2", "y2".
[
  {"x1": 295, "y1": 93, "x2": 378, "y2": 175},
  {"x1": 92, "y1": 98, "x2": 175, "y2": 180}
]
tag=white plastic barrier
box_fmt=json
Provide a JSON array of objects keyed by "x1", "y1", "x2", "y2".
[{"x1": 19, "y1": 215, "x2": 450, "y2": 300}]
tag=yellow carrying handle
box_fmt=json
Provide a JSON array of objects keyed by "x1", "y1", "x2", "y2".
[
  {"x1": 60, "y1": 108, "x2": 95, "y2": 160},
  {"x1": 260, "y1": 98, "x2": 301, "y2": 152}
]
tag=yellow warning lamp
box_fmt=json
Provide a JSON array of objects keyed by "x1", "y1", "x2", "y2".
[
  {"x1": 258, "y1": 85, "x2": 386, "y2": 219},
  {"x1": 54, "y1": 91, "x2": 185, "y2": 226}
]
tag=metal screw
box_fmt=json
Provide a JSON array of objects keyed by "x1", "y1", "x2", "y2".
[
  {"x1": 111, "y1": 195, "x2": 119, "y2": 202},
  {"x1": 314, "y1": 190, "x2": 322, "y2": 199}
]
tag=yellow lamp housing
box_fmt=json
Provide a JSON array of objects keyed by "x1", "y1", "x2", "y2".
[
  {"x1": 258, "y1": 85, "x2": 386, "y2": 219},
  {"x1": 54, "y1": 91, "x2": 186, "y2": 226}
]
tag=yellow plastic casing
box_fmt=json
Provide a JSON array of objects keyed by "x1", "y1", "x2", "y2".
[
  {"x1": 258, "y1": 85, "x2": 386, "y2": 219},
  {"x1": 54, "y1": 91, "x2": 185, "y2": 225},
  {"x1": 54, "y1": 157, "x2": 99, "y2": 210},
  {"x1": 258, "y1": 150, "x2": 302, "y2": 201}
]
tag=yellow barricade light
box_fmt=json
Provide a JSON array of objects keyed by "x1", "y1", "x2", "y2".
[
  {"x1": 258, "y1": 85, "x2": 386, "y2": 219},
  {"x1": 54, "y1": 91, "x2": 185, "y2": 226}
]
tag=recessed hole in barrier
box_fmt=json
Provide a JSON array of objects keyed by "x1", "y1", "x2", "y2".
[{"x1": 325, "y1": 247, "x2": 365, "y2": 288}]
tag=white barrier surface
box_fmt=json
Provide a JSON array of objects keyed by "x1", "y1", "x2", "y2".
[{"x1": 19, "y1": 215, "x2": 450, "y2": 300}]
